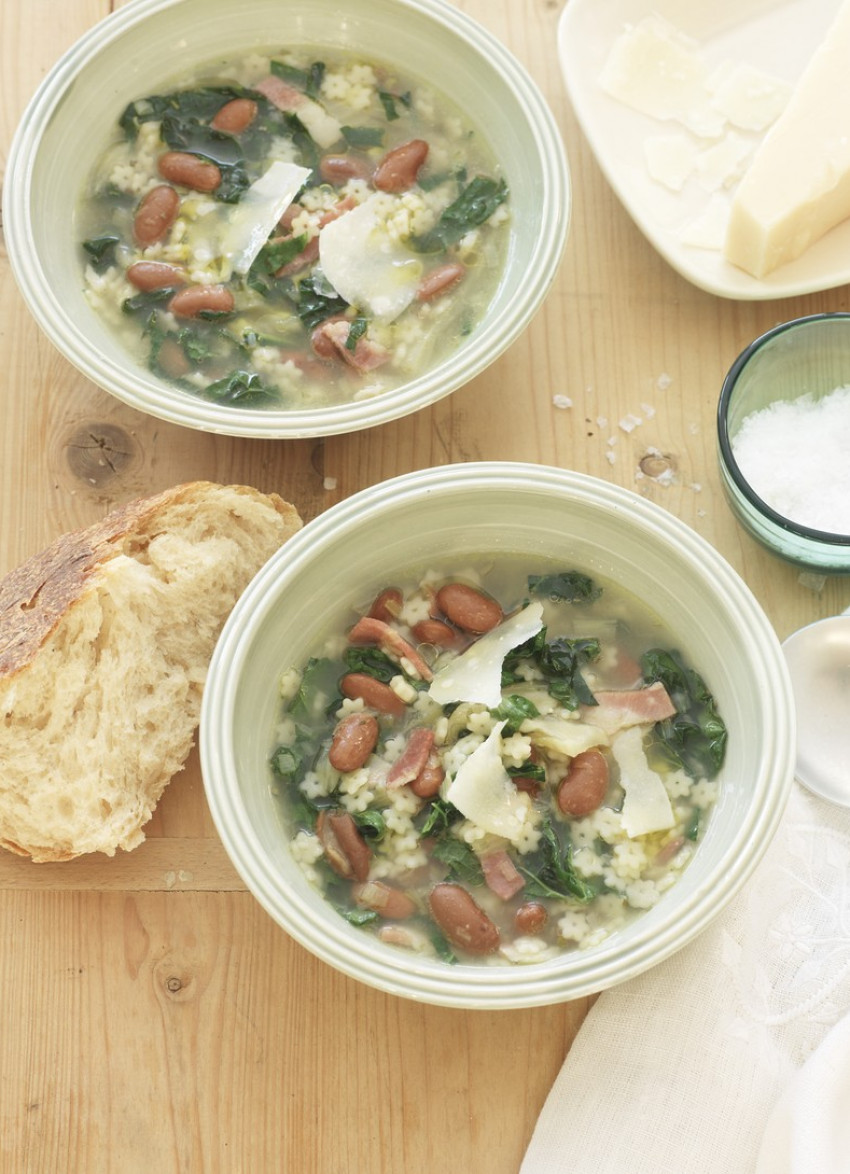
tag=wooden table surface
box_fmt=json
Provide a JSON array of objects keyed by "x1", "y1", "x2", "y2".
[{"x1": 1, "y1": 1, "x2": 848, "y2": 1171}]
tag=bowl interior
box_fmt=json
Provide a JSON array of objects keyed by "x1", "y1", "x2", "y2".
[
  {"x1": 201, "y1": 464, "x2": 794, "y2": 1007},
  {"x1": 6, "y1": 0, "x2": 569, "y2": 437}
]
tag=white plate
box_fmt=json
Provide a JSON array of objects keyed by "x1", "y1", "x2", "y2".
[{"x1": 558, "y1": 0, "x2": 846, "y2": 300}]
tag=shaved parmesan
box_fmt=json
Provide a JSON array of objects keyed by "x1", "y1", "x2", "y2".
[
  {"x1": 319, "y1": 194, "x2": 424, "y2": 321},
  {"x1": 610, "y1": 726, "x2": 674, "y2": 838},
  {"x1": 293, "y1": 97, "x2": 342, "y2": 150},
  {"x1": 520, "y1": 715, "x2": 608, "y2": 758},
  {"x1": 600, "y1": 16, "x2": 725, "y2": 138},
  {"x1": 708, "y1": 60, "x2": 791, "y2": 133},
  {"x1": 183, "y1": 160, "x2": 311, "y2": 279},
  {"x1": 428, "y1": 602, "x2": 544, "y2": 709},
  {"x1": 444, "y1": 722, "x2": 534, "y2": 844}
]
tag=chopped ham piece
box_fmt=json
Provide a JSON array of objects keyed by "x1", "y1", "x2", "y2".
[
  {"x1": 347, "y1": 616, "x2": 433, "y2": 681},
  {"x1": 318, "y1": 319, "x2": 390, "y2": 374},
  {"x1": 275, "y1": 197, "x2": 356, "y2": 278},
  {"x1": 581, "y1": 681, "x2": 677, "y2": 735},
  {"x1": 481, "y1": 850, "x2": 525, "y2": 901},
  {"x1": 387, "y1": 728, "x2": 435, "y2": 788},
  {"x1": 254, "y1": 75, "x2": 342, "y2": 149}
]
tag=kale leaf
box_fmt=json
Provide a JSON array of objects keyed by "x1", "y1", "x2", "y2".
[
  {"x1": 528, "y1": 571, "x2": 602, "y2": 604},
  {"x1": 412, "y1": 176, "x2": 508, "y2": 253},
  {"x1": 492, "y1": 694, "x2": 540, "y2": 734},
  {"x1": 291, "y1": 274, "x2": 350, "y2": 331},
  {"x1": 518, "y1": 815, "x2": 595, "y2": 903},
  {"x1": 641, "y1": 648, "x2": 727, "y2": 779},
  {"x1": 343, "y1": 645, "x2": 397, "y2": 683},
  {"x1": 82, "y1": 234, "x2": 121, "y2": 270}
]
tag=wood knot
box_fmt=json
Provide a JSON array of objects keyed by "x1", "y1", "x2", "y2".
[
  {"x1": 639, "y1": 450, "x2": 677, "y2": 483},
  {"x1": 165, "y1": 976, "x2": 183, "y2": 994},
  {"x1": 65, "y1": 424, "x2": 139, "y2": 488}
]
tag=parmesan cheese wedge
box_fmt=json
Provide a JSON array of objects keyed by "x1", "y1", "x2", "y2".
[
  {"x1": 319, "y1": 194, "x2": 424, "y2": 321},
  {"x1": 610, "y1": 726, "x2": 675, "y2": 838},
  {"x1": 724, "y1": 1, "x2": 850, "y2": 277},
  {"x1": 444, "y1": 722, "x2": 534, "y2": 844},
  {"x1": 428, "y1": 602, "x2": 545, "y2": 709}
]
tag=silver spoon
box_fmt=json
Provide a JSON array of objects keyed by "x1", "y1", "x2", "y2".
[{"x1": 782, "y1": 608, "x2": 850, "y2": 807}]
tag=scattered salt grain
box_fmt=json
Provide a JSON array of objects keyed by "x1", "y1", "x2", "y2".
[
  {"x1": 605, "y1": 450, "x2": 617, "y2": 465},
  {"x1": 732, "y1": 386, "x2": 850, "y2": 533},
  {"x1": 641, "y1": 402, "x2": 657, "y2": 418},
  {"x1": 552, "y1": 394, "x2": 572, "y2": 409},
  {"x1": 597, "y1": 415, "x2": 609, "y2": 428},
  {"x1": 323, "y1": 476, "x2": 338, "y2": 490},
  {"x1": 619, "y1": 413, "x2": 643, "y2": 433}
]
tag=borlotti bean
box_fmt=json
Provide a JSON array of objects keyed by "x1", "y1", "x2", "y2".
[{"x1": 273, "y1": 559, "x2": 727, "y2": 966}]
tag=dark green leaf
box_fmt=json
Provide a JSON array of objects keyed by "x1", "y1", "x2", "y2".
[
  {"x1": 203, "y1": 369, "x2": 277, "y2": 406},
  {"x1": 641, "y1": 648, "x2": 727, "y2": 779},
  {"x1": 353, "y1": 810, "x2": 387, "y2": 843},
  {"x1": 418, "y1": 797, "x2": 462, "y2": 838},
  {"x1": 292, "y1": 274, "x2": 350, "y2": 331},
  {"x1": 492, "y1": 694, "x2": 539, "y2": 734},
  {"x1": 345, "y1": 317, "x2": 368, "y2": 352},
  {"x1": 270, "y1": 59, "x2": 326, "y2": 101},
  {"x1": 288, "y1": 657, "x2": 337, "y2": 718},
  {"x1": 271, "y1": 745, "x2": 302, "y2": 781},
  {"x1": 432, "y1": 837, "x2": 484, "y2": 886},
  {"x1": 518, "y1": 815, "x2": 595, "y2": 903},
  {"x1": 412, "y1": 176, "x2": 508, "y2": 253},
  {"x1": 378, "y1": 90, "x2": 412, "y2": 121},
  {"x1": 82, "y1": 234, "x2": 120, "y2": 269},
  {"x1": 342, "y1": 124, "x2": 384, "y2": 149},
  {"x1": 343, "y1": 645, "x2": 397, "y2": 683},
  {"x1": 250, "y1": 233, "x2": 309, "y2": 279},
  {"x1": 528, "y1": 571, "x2": 602, "y2": 604}
]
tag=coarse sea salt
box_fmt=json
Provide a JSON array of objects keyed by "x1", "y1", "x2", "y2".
[{"x1": 732, "y1": 385, "x2": 850, "y2": 533}]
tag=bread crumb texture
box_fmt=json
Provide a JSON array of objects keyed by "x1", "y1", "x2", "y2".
[{"x1": 0, "y1": 482, "x2": 301, "y2": 862}]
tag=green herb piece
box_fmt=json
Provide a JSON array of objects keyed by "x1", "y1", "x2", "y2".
[
  {"x1": 203, "y1": 370, "x2": 278, "y2": 406},
  {"x1": 685, "y1": 808, "x2": 701, "y2": 842},
  {"x1": 418, "y1": 798, "x2": 462, "y2": 838},
  {"x1": 345, "y1": 317, "x2": 368, "y2": 352},
  {"x1": 492, "y1": 694, "x2": 540, "y2": 734},
  {"x1": 288, "y1": 657, "x2": 337, "y2": 719},
  {"x1": 641, "y1": 648, "x2": 727, "y2": 779},
  {"x1": 507, "y1": 762, "x2": 546, "y2": 784},
  {"x1": 82, "y1": 234, "x2": 121, "y2": 270},
  {"x1": 412, "y1": 176, "x2": 508, "y2": 253},
  {"x1": 353, "y1": 810, "x2": 387, "y2": 843},
  {"x1": 122, "y1": 289, "x2": 174, "y2": 315},
  {"x1": 504, "y1": 628, "x2": 600, "y2": 710},
  {"x1": 341, "y1": 124, "x2": 385, "y2": 149},
  {"x1": 271, "y1": 745, "x2": 303, "y2": 781},
  {"x1": 292, "y1": 274, "x2": 350, "y2": 331},
  {"x1": 528, "y1": 571, "x2": 602, "y2": 604},
  {"x1": 378, "y1": 90, "x2": 412, "y2": 121},
  {"x1": 270, "y1": 59, "x2": 326, "y2": 101},
  {"x1": 341, "y1": 906, "x2": 379, "y2": 927},
  {"x1": 518, "y1": 815, "x2": 595, "y2": 903},
  {"x1": 250, "y1": 233, "x2": 309, "y2": 280},
  {"x1": 432, "y1": 837, "x2": 484, "y2": 887},
  {"x1": 343, "y1": 645, "x2": 397, "y2": 683}
]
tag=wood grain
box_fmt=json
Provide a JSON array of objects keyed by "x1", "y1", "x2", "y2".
[{"x1": 1, "y1": 0, "x2": 849, "y2": 1171}]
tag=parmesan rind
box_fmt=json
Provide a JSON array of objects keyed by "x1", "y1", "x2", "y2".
[
  {"x1": 444, "y1": 721, "x2": 534, "y2": 844},
  {"x1": 319, "y1": 194, "x2": 424, "y2": 321},
  {"x1": 610, "y1": 725, "x2": 675, "y2": 838},
  {"x1": 427, "y1": 602, "x2": 545, "y2": 709}
]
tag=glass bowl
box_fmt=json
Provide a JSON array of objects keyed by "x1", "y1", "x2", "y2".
[
  {"x1": 717, "y1": 313, "x2": 850, "y2": 573},
  {"x1": 2, "y1": 0, "x2": 569, "y2": 439},
  {"x1": 199, "y1": 462, "x2": 795, "y2": 1008}
]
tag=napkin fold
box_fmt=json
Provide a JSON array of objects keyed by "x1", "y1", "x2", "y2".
[{"x1": 521, "y1": 783, "x2": 850, "y2": 1174}]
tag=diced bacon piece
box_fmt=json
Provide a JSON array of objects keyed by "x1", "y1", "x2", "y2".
[
  {"x1": 481, "y1": 850, "x2": 525, "y2": 901},
  {"x1": 254, "y1": 75, "x2": 341, "y2": 148},
  {"x1": 582, "y1": 681, "x2": 677, "y2": 735},
  {"x1": 347, "y1": 616, "x2": 433, "y2": 681},
  {"x1": 387, "y1": 728, "x2": 435, "y2": 788},
  {"x1": 318, "y1": 319, "x2": 391, "y2": 374}
]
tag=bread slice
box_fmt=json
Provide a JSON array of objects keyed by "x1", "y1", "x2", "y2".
[{"x1": 0, "y1": 482, "x2": 301, "y2": 862}]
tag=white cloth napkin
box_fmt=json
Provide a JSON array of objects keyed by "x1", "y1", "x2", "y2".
[{"x1": 521, "y1": 782, "x2": 850, "y2": 1174}]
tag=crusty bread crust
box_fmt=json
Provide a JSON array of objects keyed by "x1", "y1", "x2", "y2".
[{"x1": 0, "y1": 482, "x2": 301, "y2": 862}]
